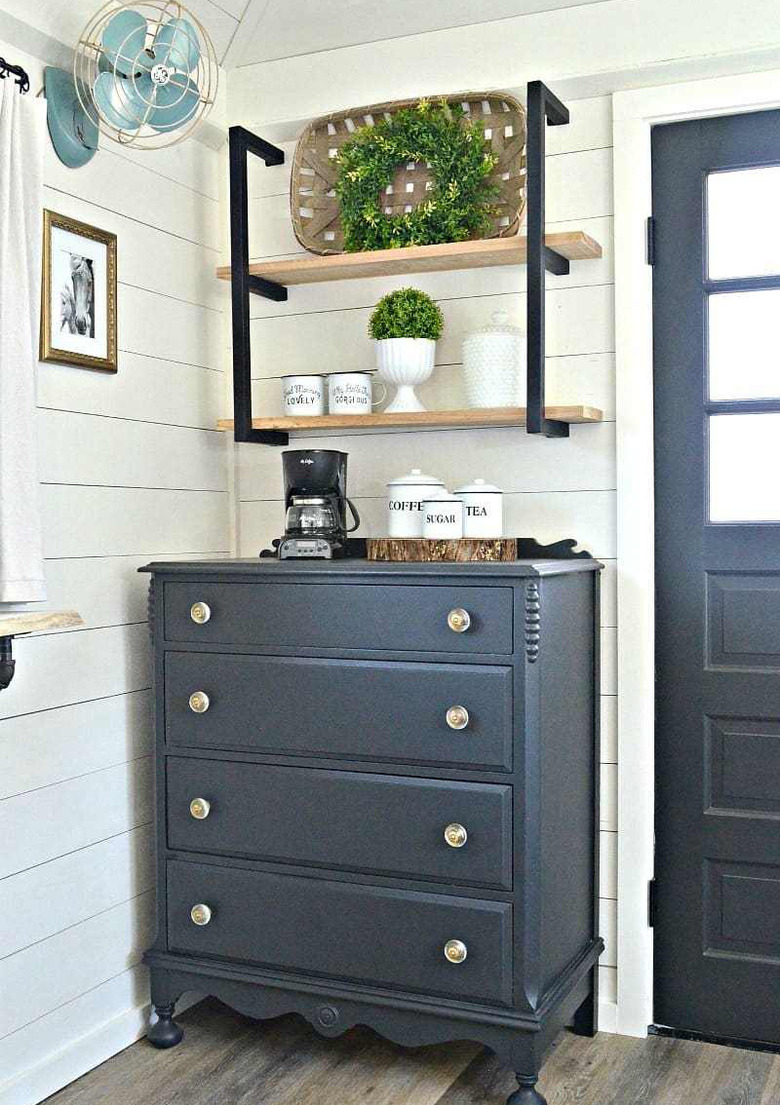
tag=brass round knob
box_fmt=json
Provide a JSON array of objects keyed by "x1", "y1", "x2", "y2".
[
  {"x1": 446, "y1": 705, "x2": 470, "y2": 730},
  {"x1": 444, "y1": 939, "x2": 468, "y2": 964},
  {"x1": 190, "y1": 601, "x2": 211, "y2": 625},
  {"x1": 444, "y1": 823, "x2": 468, "y2": 848},
  {"x1": 189, "y1": 798, "x2": 211, "y2": 820},
  {"x1": 190, "y1": 903, "x2": 212, "y2": 926},
  {"x1": 447, "y1": 608, "x2": 471, "y2": 633},
  {"x1": 189, "y1": 691, "x2": 210, "y2": 714}
]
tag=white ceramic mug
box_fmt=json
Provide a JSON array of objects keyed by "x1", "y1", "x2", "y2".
[
  {"x1": 282, "y1": 375, "x2": 325, "y2": 416},
  {"x1": 328, "y1": 372, "x2": 386, "y2": 414}
]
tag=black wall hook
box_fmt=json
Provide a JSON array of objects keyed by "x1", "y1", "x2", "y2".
[{"x1": 0, "y1": 57, "x2": 30, "y2": 94}]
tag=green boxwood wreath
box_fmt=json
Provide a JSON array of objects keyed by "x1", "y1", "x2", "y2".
[{"x1": 335, "y1": 98, "x2": 499, "y2": 253}]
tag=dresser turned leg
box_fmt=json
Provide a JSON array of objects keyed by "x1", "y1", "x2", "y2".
[
  {"x1": 147, "y1": 1003, "x2": 184, "y2": 1049},
  {"x1": 507, "y1": 1075, "x2": 547, "y2": 1105}
]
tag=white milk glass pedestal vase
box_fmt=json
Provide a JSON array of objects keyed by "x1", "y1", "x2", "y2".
[
  {"x1": 375, "y1": 338, "x2": 436, "y2": 413},
  {"x1": 369, "y1": 288, "x2": 444, "y2": 414}
]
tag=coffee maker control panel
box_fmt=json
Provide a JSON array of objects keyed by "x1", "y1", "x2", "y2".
[{"x1": 278, "y1": 537, "x2": 335, "y2": 559}]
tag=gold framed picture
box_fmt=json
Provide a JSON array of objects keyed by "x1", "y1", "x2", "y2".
[{"x1": 41, "y1": 209, "x2": 117, "y2": 372}]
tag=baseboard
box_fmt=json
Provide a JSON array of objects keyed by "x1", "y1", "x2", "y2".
[
  {"x1": 598, "y1": 1001, "x2": 618, "y2": 1034},
  {"x1": 0, "y1": 994, "x2": 202, "y2": 1105}
]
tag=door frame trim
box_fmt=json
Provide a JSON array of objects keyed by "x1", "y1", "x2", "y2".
[{"x1": 613, "y1": 70, "x2": 780, "y2": 1039}]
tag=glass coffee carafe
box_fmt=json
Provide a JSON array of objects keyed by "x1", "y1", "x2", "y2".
[{"x1": 284, "y1": 495, "x2": 342, "y2": 537}]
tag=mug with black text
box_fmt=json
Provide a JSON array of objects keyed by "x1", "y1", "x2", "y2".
[
  {"x1": 282, "y1": 375, "x2": 325, "y2": 416},
  {"x1": 327, "y1": 372, "x2": 386, "y2": 415}
]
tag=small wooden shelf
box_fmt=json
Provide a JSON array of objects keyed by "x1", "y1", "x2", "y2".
[
  {"x1": 0, "y1": 609, "x2": 83, "y2": 637},
  {"x1": 216, "y1": 232, "x2": 602, "y2": 287},
  {"x1": 216, "y1": 406, "x2": 603, "y2": 434}
]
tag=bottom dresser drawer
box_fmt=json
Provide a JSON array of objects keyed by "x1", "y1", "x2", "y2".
[{"x1": 167, "y1": 860, "x2": 513, "y2": 1007}]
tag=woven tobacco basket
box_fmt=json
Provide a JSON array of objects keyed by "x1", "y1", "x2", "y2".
[{"x1": 290, "y1": 92, "x2": 527, "y2": 255}]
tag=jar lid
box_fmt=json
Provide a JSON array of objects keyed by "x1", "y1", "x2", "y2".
[
  {"x1": 454, "y1": 477, "x2": 503, "y2": 494},
  {"x1": 422, "y1": 489, "x2": 461, "y2": 503},
  {"x1": 465, "y1": 309, "x2": 524, "y2": 337},
  {"x1": 387, "y1": 467, "x2": 444, "y2": 488}
]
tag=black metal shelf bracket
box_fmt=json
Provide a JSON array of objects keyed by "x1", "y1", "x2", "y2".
[
  {"x1": 229, "y1": 125, "x2": 290, "y2": 445},
  {"x1": 229, "y1": 84, "x2": 575, "y2": 445},
  {"x1": 526, "y1": 80, "x2": 571, "y2": 439}
]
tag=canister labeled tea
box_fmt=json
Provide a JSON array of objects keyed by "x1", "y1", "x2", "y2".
[{"x1": 455, "y1": 478, "x2": 504, "y2": 538}]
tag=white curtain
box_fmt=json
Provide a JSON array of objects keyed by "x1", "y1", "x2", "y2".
[{"x1": 0, "y1": 80, "x2": 46, "y2": 602}]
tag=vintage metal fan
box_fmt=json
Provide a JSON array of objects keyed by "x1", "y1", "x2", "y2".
[{"x1": 48, "y1": 0, "x2": 218, "y2": 163}]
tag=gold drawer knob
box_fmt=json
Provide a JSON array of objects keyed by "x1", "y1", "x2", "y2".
[
  {"x1": 444, "y1": 939, "x2": 468, "y2": 964},
  {"x1": 447, "y1": 608, "x2": 471, "y2": 633},
  {"x1": 444, "y1": 823, "x2": 468, "y2": 848},
  {"x1": 446, "y1": 705, "x2": 470, "y2": 730},
  {"x1": 189, "y1": 798, "x2": 211, "y2": 820},
  {"x1": 190, "y1": 601, "x2": 211, "y2": 625},
  {"x1": 189, "y1": 691, "x2": 210, "y2": 714},
  {"x1": 190, "y1": 903, "x2": 212, "y2": 926}
]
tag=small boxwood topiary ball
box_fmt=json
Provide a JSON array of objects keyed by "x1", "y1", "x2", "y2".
[{"x1": 368, "y1": 288, "x2": 444, "y2": 341}]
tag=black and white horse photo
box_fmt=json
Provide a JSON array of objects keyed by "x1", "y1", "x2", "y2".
[{"x1": 60, "y1": 253, "x2": 95, "y2": 338}]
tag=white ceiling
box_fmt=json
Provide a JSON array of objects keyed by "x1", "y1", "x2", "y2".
[
  {"x1": 0, "y1": 0, "x2": 610, "y2": 68},
  {"x1": 228, "y1": 0, "x2": 609, "y2": 67}
]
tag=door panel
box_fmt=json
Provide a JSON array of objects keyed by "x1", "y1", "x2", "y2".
[{"x1": 653, "y1": 109, "x2": 780, "y2": 1044}]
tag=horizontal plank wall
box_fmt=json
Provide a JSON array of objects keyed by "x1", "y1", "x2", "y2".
[
  {"x1": 226, "y1": 85, "x2": 618, "y2": 1027},
  {"x1": 0, "y1": 35, "x2": 228, "y2": 1105}
]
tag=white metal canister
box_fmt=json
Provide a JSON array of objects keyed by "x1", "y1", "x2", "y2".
[
  {"x1": 421, "y1": 490, "x2": 464, "y2": 540},
  {"x1": 455, "y1": 478, "x2": 504, "y2": 538},
  {"x1": 386, "y1": 468, "x2": 445, "y2": 537},
  {"x1": 462, "y1": 310, "x2": 526, "y2": 408}
]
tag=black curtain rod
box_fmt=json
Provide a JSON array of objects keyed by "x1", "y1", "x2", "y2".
[{"x1": 0, "y1": 57, "x2": 30, "y2": 94}]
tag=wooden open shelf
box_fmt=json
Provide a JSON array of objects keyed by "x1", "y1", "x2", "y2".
[
  {"x1": 216, "y1": 232, "x2": 601, "y2": 287},
  {"x1": 217, "y1": 406, "x2": 603, "y2": 434}
]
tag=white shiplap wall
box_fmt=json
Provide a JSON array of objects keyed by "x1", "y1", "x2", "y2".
[
  {"x1": 230, "y1": 95, "x2": 618, "y2": 1022},
  {"x1": 0, "y1": 39, "x2": 229, "y2": 1105}
]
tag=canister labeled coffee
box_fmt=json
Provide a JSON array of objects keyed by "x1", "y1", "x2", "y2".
[{"x1": 386, "y1": 468, "x2": 445, "y2": 537}]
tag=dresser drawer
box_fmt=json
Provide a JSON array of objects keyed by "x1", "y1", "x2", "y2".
[
  {"x1": 164, "y1": 581, "x2": 512, "y2": 655},
  {"x1": 167, "y1": 860, "x2": 513, "y2": 1006},
  {"x1": 167, "y1": 758, "x2": 512, "y2": 890},
  {"x1": 165, "y1": 652, "x2": 513, "y2": 771}
]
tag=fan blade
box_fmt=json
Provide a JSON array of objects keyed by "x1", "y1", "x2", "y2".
[
  {"x1": 153, "y1": 17, "x2": 200, "y2": 73},
  {"x1": 148, "y1": 74, "x2": 199, "y2": 131},
  {"x1": 93, "y1": 71, "x2": 154, "y2": 131},
  {"x1": 100, "y1": 9, "x2": 147, "y2": 72}
]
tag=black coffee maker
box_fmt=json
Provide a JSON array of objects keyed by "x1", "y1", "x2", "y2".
[{"x1": 278, "y1": 450, "x2": 360, "y2": 559}]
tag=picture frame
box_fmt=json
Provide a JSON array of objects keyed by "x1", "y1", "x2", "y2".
[{"x1": 40, "y1": 209, "x2": 117, "y2": 372}]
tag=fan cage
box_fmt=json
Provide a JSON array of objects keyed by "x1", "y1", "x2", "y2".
[{"x1": 74, "y1": 0, "x2": 219, "y2": 149}]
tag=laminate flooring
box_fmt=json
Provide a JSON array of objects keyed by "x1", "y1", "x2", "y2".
[{"x1": 45, "y1": 997, "x2": 780, "y2": 1105}]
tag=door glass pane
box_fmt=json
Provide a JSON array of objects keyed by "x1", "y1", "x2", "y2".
[
  {"x1": 709, "y1": 289, "x2": 780, "y2": 400},
  {"x1": 709, "y1": 413, "x2": 780, "y2": 522},
  {"x1": 708, "y1": 167, "x2": 780, "y2": 279}
]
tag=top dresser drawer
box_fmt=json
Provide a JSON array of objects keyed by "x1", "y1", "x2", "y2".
[{"x1": 164, "y1": 581, "x2": 513, "y2": 655}]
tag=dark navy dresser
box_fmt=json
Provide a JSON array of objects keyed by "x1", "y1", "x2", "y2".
[{"x1": 141, "y1": 558, "x2": 603, "y2": 1105}]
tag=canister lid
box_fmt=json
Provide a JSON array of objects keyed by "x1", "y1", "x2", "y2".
[
  {"x1": 454, "y1": 477, "x2": 503, "y2": 494},
  {"x1": 465, "y1": 309, "x2": 524, "y2": 338},
  {"x1": 387, "y1": 468, "x2": 445, "y2": 488},
  {"x1": 421, "y1": 489, "x2": 461, "y2": 503}
]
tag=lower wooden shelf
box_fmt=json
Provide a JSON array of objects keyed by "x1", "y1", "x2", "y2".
[{"x1": 216, "y1": 405, "x2": 603, "y2": 434}]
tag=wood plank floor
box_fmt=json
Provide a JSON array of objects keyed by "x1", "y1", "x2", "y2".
[{"x1": 45, "y1": 998, "x2": 780, "y2": 1105}]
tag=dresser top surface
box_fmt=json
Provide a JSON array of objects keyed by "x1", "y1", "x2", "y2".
[{"x1": 140, "y1": 557, "x2": 602, "y2": 579}]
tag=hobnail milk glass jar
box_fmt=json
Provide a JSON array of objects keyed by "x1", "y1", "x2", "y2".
[{"x1": 462, "y1": 309, "x2": 526, "y2": 408}]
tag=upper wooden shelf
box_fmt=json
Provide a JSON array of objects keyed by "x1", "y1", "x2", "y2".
[
  {"x1": 217, "y1": 406, "x2": 603, "y2": 434},
  {"x1": 216, "y1": 232, "x2": 602, "y2": 287}
]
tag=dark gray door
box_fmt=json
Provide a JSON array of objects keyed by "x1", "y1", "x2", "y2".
[{"x1": 653, "y1": 110, "x2": 780, "y2": 1044}]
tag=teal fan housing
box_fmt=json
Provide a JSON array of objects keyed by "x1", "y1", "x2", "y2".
[{"x1": 47, "y1": 0, "x2": 218, "y2": 165}]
